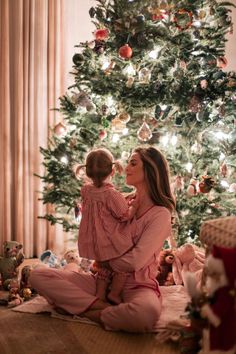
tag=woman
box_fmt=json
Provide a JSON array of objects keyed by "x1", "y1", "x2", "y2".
[{"x1": 30, "y1": 146, "x2": 175, "y2": 332}]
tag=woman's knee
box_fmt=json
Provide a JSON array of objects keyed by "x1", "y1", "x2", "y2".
[
  {"x1": 129, "y1": 302, "x2": 160, "y2": 331},
  {"x1": 30, "y1": 267, "x2": 49, "y2": 289}
]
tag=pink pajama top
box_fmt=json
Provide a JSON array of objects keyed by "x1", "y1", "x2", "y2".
[
  {"x1": 109, "y1": 205, "x2": 172, "y2": 289},
  {"x1": 78, "y1": 183, "x2": 137, "y2": 261}
]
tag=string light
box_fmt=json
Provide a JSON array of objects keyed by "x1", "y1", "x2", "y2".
[
  {"x1": 60, "y1": 156, "x2": 68, "y2": 164},
  {"x1": 221, "y1": 180, "x2": 229, "y2": 188},
  {"x1": 111, "y1": 134, "x2": 120, "y2": 143},
  {"x1": 185, "y1": 162, "x2": 193, "y2": 172}
]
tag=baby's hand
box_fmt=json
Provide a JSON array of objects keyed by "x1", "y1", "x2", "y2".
[
  {"x1": 113, "y1": 161, "x2": 124, "y2": 175},
  {"x1": 129, "y1": 193, "x2": 140, "y2": 210}
]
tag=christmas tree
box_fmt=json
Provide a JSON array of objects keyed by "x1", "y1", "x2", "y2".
[{"x1": 39, "y1": 0, "x2": 236, "y2": 246}]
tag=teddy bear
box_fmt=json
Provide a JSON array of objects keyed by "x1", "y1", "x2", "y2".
[
  {"x1": 172, "y1": 243, "x2": 205, "y2": 287},
  {"x1": 0, "y1": 241, "x2": 25, "y2": 290},
  {"x1": 63, "y1": 249, "x2": 81, "y2": 272},
  {"x1": 156, "y1": 249, "x2": 175, "y2": 286}
]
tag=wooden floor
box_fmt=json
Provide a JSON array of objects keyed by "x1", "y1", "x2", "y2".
[{"x1": 0, "y1": 260, "x2": 180, "y2": 354}]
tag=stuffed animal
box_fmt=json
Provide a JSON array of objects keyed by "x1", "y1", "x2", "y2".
[
  {"x1": 63, "y1": 250, "x2": 81, "y2": 272},
  {"x1": 172, "y1": 243, "x2": 205, "y2": 287},
  {"x1": 40, "y1": 250, "x2": 62, "y2": 268},
  {"x1": 80, "y1": 258, "x2": 94, "y2": 273},
  {"x1": 156, "y1": 249, "x2": 175, "y2": 286},
  {"x1": 19, "y1": 265, "x2": 37, "y2": 298},
  {"x1": 0, "y1": 241, "x2": 24, "y2": 290}
]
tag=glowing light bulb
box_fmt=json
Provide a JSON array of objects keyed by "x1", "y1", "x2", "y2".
[
  {"x1": 122, "y1": 127, "x2": 129, "y2": 135},
  {"x1": 112, "y1": 134, "x2": 120, "y2": 143},
  {"x1": 193, "y1": 20, "x2": 202, "y2": 27},
  {"x1": 219, "y1": 152, "x2": 225, "y2": 161},
  {"x1": 123, "y1": 64, "x2": 136, "y2": 76},
  {"x1": 101, "y1": 61, "x2": 111, "y2": 71},
  {"x1": 185, "y1": 162, "x2": 193, "y2": 172},
  {"x1": 214, "y1": 131, "x2": 228, "y2": 140},
  {"x1": 221, "y1": 180, "x2": 229, "y2": 188},
  {"x1": 60, "y1": 156, "x2": 68, "y2": 164},
  {"x1": 106, "y1": 95, "x2": 115, "y2": 107},
  {"x1": 160, "y1": 104, "x2": 167, "y2": 110},
  {"x1": 171, "y1": 135, "x2": 178, "y2": 146},
  {"x1": 148, "y1": 48, "x2": 160, "y2": 59},
  {"x1": 160, "y1": 134, "x2": 169, "y2": 146}
]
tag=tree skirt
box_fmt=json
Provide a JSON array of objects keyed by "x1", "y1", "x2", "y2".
[{"x1": 12, "y1": 285, "x2": 189, "y2": 332}]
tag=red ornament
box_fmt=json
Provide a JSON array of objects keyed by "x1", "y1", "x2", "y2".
[
  {"x1": 98, "y1": 130, "x2": 107, "y2": 140},
  {"x1": 174, "y1": 9, "x2": 193, "y2": 30},
  {"x1": 216, "y1": 56, "x2": 228, "y2": 69},
  {"x1": 199, "y1": 176, "x2": 215, "y2": 193},
  {"x1": 118, "y1": 44, "x2": 133, "y2": 59},
  {"x1": 94, "y1": 29, "x2": 109, "y2": 41}
]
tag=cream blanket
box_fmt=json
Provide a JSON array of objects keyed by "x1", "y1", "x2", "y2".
[{"x1": 12, "y1": 285, "x2": 189, "y2": 332}]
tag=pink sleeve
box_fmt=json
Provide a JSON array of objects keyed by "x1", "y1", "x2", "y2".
[
  {"x1": 106, "y1": 189, "x2": 129, "y2": 220},
  {"x1": 109, "y1": 208, "x2": 171, "y2": 272}
]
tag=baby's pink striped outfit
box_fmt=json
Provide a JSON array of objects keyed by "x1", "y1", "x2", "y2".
[{"x1": 78, "y1": 183, "x2": 136, "y2": 261}]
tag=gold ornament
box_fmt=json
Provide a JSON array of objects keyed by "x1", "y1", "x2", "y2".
[
  {"x1": 126, "y1": 77, "x2": 134, "y2": 88},
  {"x1": 137, "y1": 121, "x2": 152, "y2": 141},
  {"x1": 22, "y1": 288, "x2": 32, "y2": 300},
  {"x1": 227, "y1": 78, "x2": 236, "y2": 88},
  {"x1": 138, "y1": 67, "x2": 151, "y2": 84},
  {"x1": 54, "y1": 122, "x2": 67, "y2": 136},
  {"x1": 159, "y1": 0, "x2": 168, "y2": 10},
  {"x1": 75, "y1": 164, "x2": 86, "y2": 180},
  {"x1": 117, "y1": 112, "x2": 130, "y2": 123},
  {"x1": 220, "y1": 162, "x2": 228, "y2": 178},
  {"x1": 111, "y1": 117, "x2": 126, "y2": 132},
  {"x1": 198, "y1": 10, "x2": 206, "y2": 19}
]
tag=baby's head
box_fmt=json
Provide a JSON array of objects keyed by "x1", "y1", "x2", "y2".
[{"x1": 86, "y1": 148, "x2": 114, "y2": 187}]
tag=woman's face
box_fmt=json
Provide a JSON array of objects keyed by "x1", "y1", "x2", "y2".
[{"x1": 125, "y1": 152, "x2": 145, "y2": 187}]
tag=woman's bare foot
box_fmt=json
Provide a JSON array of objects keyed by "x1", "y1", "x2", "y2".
[{"x1": 82, "y1": 310, "x2": 103, "y2": 325}]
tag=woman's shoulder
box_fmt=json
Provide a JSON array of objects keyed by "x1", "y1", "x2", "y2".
[{"x1": 143, "y1": 205, "x2": 172, "y2": 221}]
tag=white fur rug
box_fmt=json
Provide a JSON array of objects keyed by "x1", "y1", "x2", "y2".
[{"x1": 12, "y1": 285, "x2": 189, "y2": 331}]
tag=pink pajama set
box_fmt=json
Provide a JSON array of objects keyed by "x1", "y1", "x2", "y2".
[
  {"x1": 30, "y1": 206, "x2": 172, "y2": 333},
  {"x1": 78, "y1": 183, "x2": 137, "y2": 261}
]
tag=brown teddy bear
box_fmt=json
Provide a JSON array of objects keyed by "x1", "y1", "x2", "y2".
[
  {"x1": 156, "y1": 249, "x2": 175, "y2": 286},
  {"x1": 63, "y1": 249, "x2": 81, "y2": 272},
  {"x1": 0, "y1": 241, "x2": 24, "y2": 290}
]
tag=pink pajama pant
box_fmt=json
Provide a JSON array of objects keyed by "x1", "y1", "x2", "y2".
[{"x1": 30, "y1": 267, "x2": 162, "y2": 333}]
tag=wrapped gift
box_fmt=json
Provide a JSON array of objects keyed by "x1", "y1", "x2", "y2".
[{"x1": 200, "y1": 216, "x2": 236, "y2": 248}]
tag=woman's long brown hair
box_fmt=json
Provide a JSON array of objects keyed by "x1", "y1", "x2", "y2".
[{"x1": 134, "y1": 147, "x2": 176, "y2": 212}]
